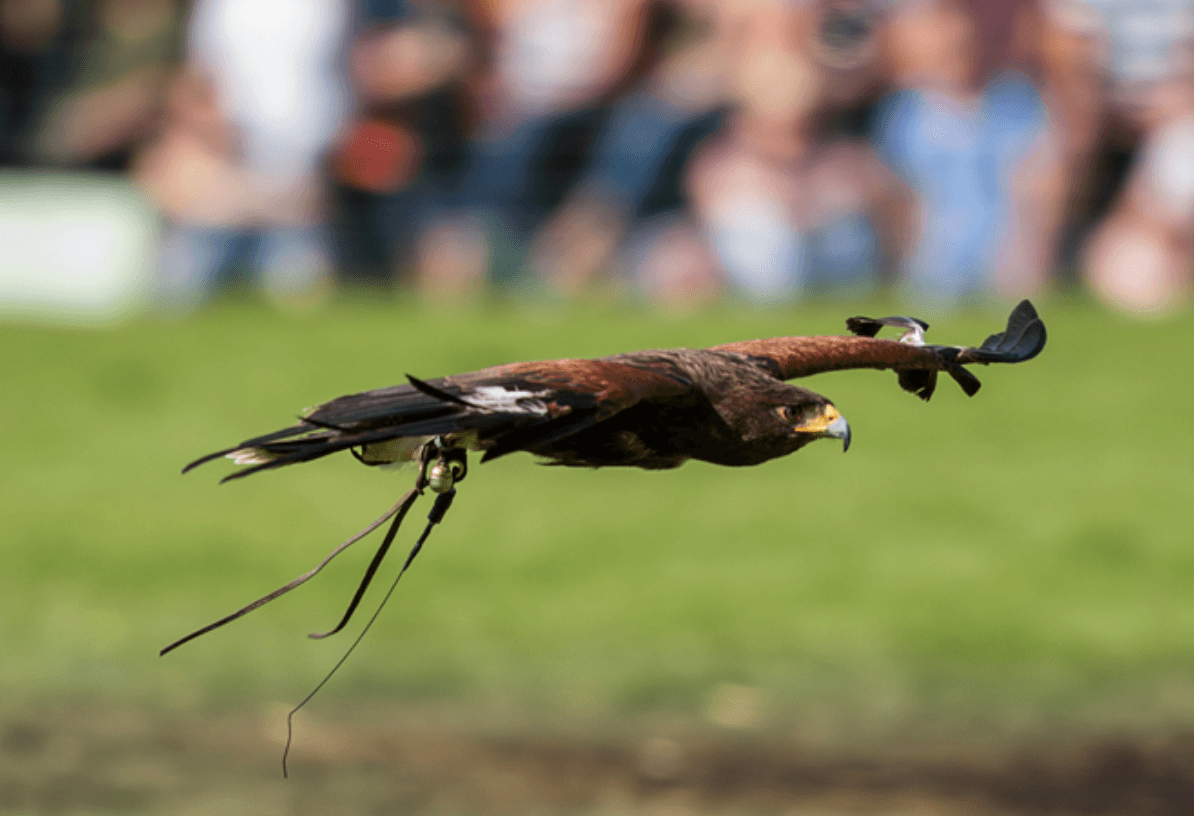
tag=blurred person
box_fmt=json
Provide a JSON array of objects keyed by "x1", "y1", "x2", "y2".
[
  {"x1": 532, "y1": 0, "x2": 900, "y2": 306},
  {"x1": 619, "y1": 210, "x2": 724, "y2": 310},
  {"x1": 19, "y1": 0, "x2": 183, "y2": 169},
  {"x1": 1082, "y1": 72, "x2": 1194, "y2": 316},
  {"x1": 523, "y1": 0, "x2": 728, "y2": 300},
  {"x1": 675, "y1": 0, "x2": 906, "y2": 305},
  {"x1": 872, "y1": 0, "x2": 1059, "y2": 303},
  {"x1": 1036, "y1": 0, "x2": 1104, "y2": 285},
  {"x1": 1040, "y1": 0, "x2": 1194, "y2": 315},
  {"x1": 0, "y1": 0, "x2": 64, "y2": 164},
  {"x1": 412, "y1": 0, "x2": 660, "y2": 302},
  {"x1": 796, "y1": 0, "x2": 891, "y2": 117},
  {"x1": 135, "y1": 0, "x2": 353, "y2": 311},
  {"x1": 329, "y1": 0, "x2": 472, "y2": 286}
]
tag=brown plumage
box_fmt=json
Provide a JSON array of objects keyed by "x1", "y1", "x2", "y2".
[{"x1": 185, "y1": 301, "x2": 1046, "y2": 480}]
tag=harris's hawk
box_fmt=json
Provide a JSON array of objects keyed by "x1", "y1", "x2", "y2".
[
  {"x1": 164, "y1": 301, "x2": 1045, "y2": 657},
  {"x1": 186, "y1": 300, "x2": 1046, "y2": 479}
]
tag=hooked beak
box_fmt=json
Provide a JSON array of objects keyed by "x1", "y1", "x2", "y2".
[
  {"x1": 826, "y1": 414, "x2": 851, "y2": 452},
  {"x1": 794, "y1": 404, "x2": 852, "y2": 452}
]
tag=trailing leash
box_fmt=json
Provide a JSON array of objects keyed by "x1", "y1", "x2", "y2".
[
  {"x1": 283, "y1": 484, "x2": 457, "y2": 777},
  {"x1": 160, "y1": 437, "x2": 467, "y2": 776}
]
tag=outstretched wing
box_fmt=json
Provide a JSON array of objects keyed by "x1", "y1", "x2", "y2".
[
  {"x1": 712, "y1": 300, "x2": 1046, "y2": 401},
  {"x1": 183, "y1": 358, "x2": 694, "y2": 481}
]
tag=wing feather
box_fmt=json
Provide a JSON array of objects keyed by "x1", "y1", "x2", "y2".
[{"x1": 712, "y1": 300, "x2": 1045, "y2": 400}]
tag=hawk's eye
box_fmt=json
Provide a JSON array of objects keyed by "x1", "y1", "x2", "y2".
[{"x1": 778, "y1": 405, "x2": 817, "y2": 424}]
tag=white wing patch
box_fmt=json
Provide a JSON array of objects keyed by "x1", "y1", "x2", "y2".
[
  {"x1": 463, "y1": 385, "x2": 549, "y2": 415},
  {"x1": 897, "y1": 323, "x2": 926, "y2": 346}
]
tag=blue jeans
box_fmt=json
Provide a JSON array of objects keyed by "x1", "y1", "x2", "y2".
[{"x1": 872, "y1": 71, "x2": 1047, "y2": 301}]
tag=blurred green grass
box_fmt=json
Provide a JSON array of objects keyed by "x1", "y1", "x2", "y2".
[{"x1": 2, "y1": 297, "x2": 1191, "y2": 747}]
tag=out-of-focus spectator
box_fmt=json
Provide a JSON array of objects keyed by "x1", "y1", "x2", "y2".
[
  {"x1": 414, "y1": 0, "x2": 661, "y2": 301},
  {"x1": 873, "y1": 0, "x2": 1059, "y2": 303},
  {"x1": 0, "y1": 0, "x2": 64, "y2": 164},
  {"x1": 525, "y1": 0, "x2": 728, "y2": 299},
  {"x1": 1083, "y1": 91, "x2": 1194, "y2": 316},
  {"x1": 528, "y1": 0, "x2": 904, "y2": 308},
  {"x1": 670, "y1": 0, "x2": 905, "y2": 305},
  {"x1": 330, "y1": 0, "x2": 472, "y2": 286},
  {"x1": 135, "y1": 0, "x2": 354, "y2": 311},
  {"x1": 1042, "y1": 0, "x2": 1194, "y2": 315},
  {"x1": 20, "y1": 0, "x2": 182, "y2": 169}
]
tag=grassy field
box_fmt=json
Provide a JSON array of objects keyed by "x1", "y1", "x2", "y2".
[{"x1": 2, "y1": 295, "x2": 1192, "y2": 756}]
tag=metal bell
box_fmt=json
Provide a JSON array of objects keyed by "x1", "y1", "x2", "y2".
[{"x1": 427, "y1": 461, "x2": 455, "y2": 494}]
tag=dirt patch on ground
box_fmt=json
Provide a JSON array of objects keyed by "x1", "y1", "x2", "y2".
[{"x1": 2, "y1": 704, "x2": 1193, "y2": 815}]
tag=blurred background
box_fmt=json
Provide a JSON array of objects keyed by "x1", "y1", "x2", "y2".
[
  {"x1": 0, "y1": 0, "x2": 1192, "y2": 318},
  {"x1": 2, "y1": 0, "x2": 1194, "y2": 814}
]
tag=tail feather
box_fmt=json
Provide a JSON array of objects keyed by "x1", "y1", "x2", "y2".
[
  {"x1": 185, "y1": 377, "x2": 471, "y2": 478},
  {"x1": 181, "y1": 425, "x2": 310, "y2": 473},
  {"x1": 218, "y1": 427, "x2": 412, "y2": 482},
  {"x1": 217, "y1": 411, "x2": 530, "y2": 482},
  {"x1": 302, "y1": 382, "x2": 460, "y2": 431},
  {"x1": 186, "y1": 370, "x2": 582, "y2": 480}
]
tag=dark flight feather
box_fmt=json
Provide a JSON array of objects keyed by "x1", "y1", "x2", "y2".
[
  {"x1": 964, "y1": 300, "x2": 1048, "y2": 364},
  {"x1": 405, "y1": 374, "x2": 473, "y2": 406}
]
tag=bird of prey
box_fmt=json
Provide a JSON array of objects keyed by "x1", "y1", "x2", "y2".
[
  {"x1": 185, "y1": 300, "x2": 1045, "y2": 480},
  {"x1": 165, "y1": 300, "x2": 1045, "y2": 657}
]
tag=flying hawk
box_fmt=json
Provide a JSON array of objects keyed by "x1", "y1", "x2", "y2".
[
  {"x1": 164, "y1": 300, "x2": 1046, "y2": 658},
  {"x1": 185, "y1": 300, "x2": 1046, "y2": 480}
]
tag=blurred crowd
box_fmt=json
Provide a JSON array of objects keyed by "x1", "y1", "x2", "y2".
[{"x1": 2, "y1": 0, "x2": 1193, "y2": 314}]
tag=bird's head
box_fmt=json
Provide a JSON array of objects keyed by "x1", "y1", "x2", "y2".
[
  {"x1": 781, "y1": 399, "x2": 851, "y2": 452},
  {"x1": 728, "y1": 383, "x2": 851, "y2": 462}
]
